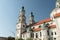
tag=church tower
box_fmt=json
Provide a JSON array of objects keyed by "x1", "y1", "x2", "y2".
[
  {"x1": 15, "y1": 6, "x2": 26, "y2": 40},
  {"x1": 29, "y1": 12, "x2": 35, "y2": 25},
  {"x1": 56, "y1": 0, "x2": 60, "y2": 8}
]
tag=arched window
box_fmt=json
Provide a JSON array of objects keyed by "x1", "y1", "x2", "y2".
[{"x1": 33, "y1": 27, "x2": 35, "y2": 29}]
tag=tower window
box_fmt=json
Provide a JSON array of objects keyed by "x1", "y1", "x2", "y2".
[
  {"x1": 23, "y1": 25, "x2": 25, "y2": 27},
  {"x1": 51, "y1": 32, "x2": 53, "y2": 35},
  {"x1": 18, "y1": 25, "x2": 19, "y2": 27},
  {"x1": 54, "y1": 38, "x2": 56, "y2": 40},
  {"x1": 55, "y1": 32, "x2": 56, "y2": 35},
  {"x1": 19, "y1": 19, "x2": 20, "y2": 21}
]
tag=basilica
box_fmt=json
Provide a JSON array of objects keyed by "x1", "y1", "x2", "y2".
[{"x1": 15, "y1": 0, "x2": 60, "y2": 40}]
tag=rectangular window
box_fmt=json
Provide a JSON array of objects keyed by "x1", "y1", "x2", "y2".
[
  {"x1": 55, "y1": 32, "x2": 56, "y2": 35},
  {"x1": 40, "y1": 32, "x2": 42, "y2": 37},
  {"x1": 36, "y1": 33, "x2": 38, "y2": 38},
  {"x1": 47, "y1": 30, "x2": 49, "y2": 35},
  {"x1": 51, "y1": 32, "x2": 53, "y2": 35},
  {"x1": 31, "y1": 33, "x2": 34, "y2": 38}
]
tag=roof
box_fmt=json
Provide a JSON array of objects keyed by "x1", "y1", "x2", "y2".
[
  {"x1": 33, "y1": 28, "x2": 41, "y2": 32},
  {"x1": 29, "y1": 18, "x2": 51, "y2": 26},
  {"x1": 54, "y1": 13, "x2": 60, "y2": 18},
  {"x1": 48, "y1": 25, "x2": 56, "y2": 29},
  {"x1": 0, "y1": 37, "x2": 7, "y2": 38},
  {"x1": 22, "y1": 18, "x2": 56, "y2": 33},
  {"x1": 22, "y1": 25, "x2": 56, "y2": 34},
  {"x1": 33, "y1": 25, "x2": 56, "y2": 32}
]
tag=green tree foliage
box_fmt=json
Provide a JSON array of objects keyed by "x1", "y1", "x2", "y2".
[
  {"x1": 7, "y1": 36, "x2": 15, "y2": 40},
  {"x1": 18, "y1": 38, "x2": 23, "y2": 40}
]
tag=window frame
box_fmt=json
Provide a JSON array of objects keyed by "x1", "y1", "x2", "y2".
[{"x1": 36, "y1": 33, "x2": 38, "y2": 38}]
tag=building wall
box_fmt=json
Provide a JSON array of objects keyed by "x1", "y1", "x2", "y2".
[
  {"x1": 15, "y1": 1, "x2": 60, "y2": 40},
  {"x1": 22, "y1": 32, "x2": 30, "y2": 40},
  {"x1": 54, "y1": 17, "x2": 60, "y2": 40}
]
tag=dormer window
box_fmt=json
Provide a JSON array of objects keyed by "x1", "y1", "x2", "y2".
[
  {"x1": 33, "y1": 27, "x2": 35, "y2": 29},
  {"x1": 39, "y1": 25, "x2": 41, "y2": 28}
]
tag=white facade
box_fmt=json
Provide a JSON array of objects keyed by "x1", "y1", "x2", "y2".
[{"x1": 15, "y1": 0, "x2": 60, "y2": 40}]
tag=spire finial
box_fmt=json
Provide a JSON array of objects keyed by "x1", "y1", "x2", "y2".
[
  {"x1": 22, "y1": 6, "x2": 24, "y2": 9},
  {"x1": 56, "y1": 0, "x2": 60, "y2": 8},
  {"x1": 30, "y1": 12, "x2": 34, "y2": 17},
  {"x1": 31, "y1": 12, "x2": 33, "y2": 15},
  {"x1": 29, "y1": 12, "x2": 35, "y2": 25},
  {"x1": 20, "y1": 6, "x2": 25, "y2": 12}
]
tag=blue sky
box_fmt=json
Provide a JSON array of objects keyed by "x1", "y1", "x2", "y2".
[{"x1": 0, "y1": 0, "x2": 56, "y2": 37}]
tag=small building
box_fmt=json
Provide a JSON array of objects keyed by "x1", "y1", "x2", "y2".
[{"x1": 0, "y1": 37, "x2": 7, "y2": 40}]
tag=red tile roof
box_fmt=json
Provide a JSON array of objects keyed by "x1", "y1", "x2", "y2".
[
  {"x1": 33, "y1": 28, "x2": 41, "y2": 32},
  {"x1": 54, "y1": 13, "x2": 60, "y2": 18},
  {"x1": 30, "y1": 18, "x2": 51, "y2": 26},
  {"x1": 48, "y1": 25, "x2": 56, "y2": 29}
]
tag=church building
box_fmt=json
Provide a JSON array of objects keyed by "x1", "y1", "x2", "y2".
[{"x1": 15, "y1": 0, "x2": 60, "y2": 40}]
